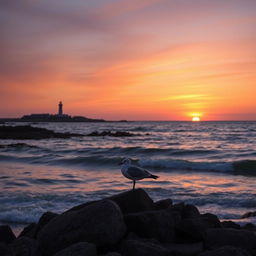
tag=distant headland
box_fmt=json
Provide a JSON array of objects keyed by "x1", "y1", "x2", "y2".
[{"x1": 0, "y1": 101, "x2": 108, "y2": 123}]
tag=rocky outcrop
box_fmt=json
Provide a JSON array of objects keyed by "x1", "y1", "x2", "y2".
[
  {"x1": 53, "y1": 242, "x2": 97, "y2": 256},
  {"x1": 86, "y1": 131, "x2": 142, "y2": 137},
  {"x1": 4, "y1": 189, "x2": 256, "y2": 256},
  {"x1": 204, "y1": 228, "x2": 256, "y2": 254},
  {"x1": 37, "y1": 200, "x2": 126, "y2": 255},
  {"x1": 0, "y1": 225, "x2": 16, "y2": 244},
  {"x1": 0, "y1": 125, "x2": 83, "y2": 140}
]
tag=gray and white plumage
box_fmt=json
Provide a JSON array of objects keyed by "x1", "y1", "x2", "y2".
[{"x1": 120, "y1": 158, "x2": 159, "y2": 190}]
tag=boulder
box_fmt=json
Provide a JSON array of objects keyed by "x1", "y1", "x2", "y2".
[
  {"x1": 198, "y1": 246, "x2": 250, "y2": 256},
  {"x1": 164, "y1": 242, "x2": 203, "y2": 256},
  {"x1": 204, "y1": 228, "x2": 256, "y2": 253},
  {"x1": 154, "y1": 199, "x2": 172, "y2": 210},
  {"x1": 0, "y1": 225, "x2": 16, "y2": 244},
  {"x1": 170, "y1": 203, "x2": 200, "y2": 219},
  {"x1": 124, "y1": 210, "x2": 175, "y2": 242},
  {"x1": 10, "y1": 237, "x2": 37, "y2": 256},
  {"x1": 18, "y1": 223, "x2": 38, "y2": 239},
  {"x1": 53, "y1": 242, "x2": 97, "y2": 256},
  {"x1": 175, "y1": 214, "x2": 221, "y2": 242},
  {"x1": 103, "y1": 252, "x2": 121, "y2": 256},
  {"x1": 67, "y1": 189, "x2": 154, "y2": 214},
  {"x1": 221, "y1": 221, "x2": 240, "y2": 229},
  {"x1": 0, "y1": 242, "x2": 13, "y2": 256},
  {"x1": 37, "y1": 200, "x2": 126, "y2": 256},
  {"x1": 176, "y1": 217, "x2": 207, "y2": 242},
  {"x1": 200, "y1": 213, "x2": 221, "y2": 228},
  {"x1": 19, "y1": 212, "x2": 59, "y2": 239},
  {"x1": 108, "y1": 189, "x2": 154, "y2": 214},
  {"x1": 119, "y1": 239, "x2": 168, "y2": 256},
  {"x1": 241, "y1": 211, "x2": 256, "y2": 219}
]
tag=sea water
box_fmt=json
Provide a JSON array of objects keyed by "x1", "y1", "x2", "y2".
[{"x1": 0, "y1": 121, "x2": 256, "y2": 234}]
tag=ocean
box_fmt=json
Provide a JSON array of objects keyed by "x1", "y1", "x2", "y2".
[{"x1": 0, "y1": 121, "x2": 256, "y2": 234}]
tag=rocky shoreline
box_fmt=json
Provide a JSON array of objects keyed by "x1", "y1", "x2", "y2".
[{"x1": 0, "y1": 189, "x2": 255, "y2": 256}]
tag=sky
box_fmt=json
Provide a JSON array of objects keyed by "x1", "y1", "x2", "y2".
[{"x1": 1, "y1": 0, "x2": 256, "y2": 120}]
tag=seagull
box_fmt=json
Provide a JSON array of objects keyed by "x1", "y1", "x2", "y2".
[{"x1": 119, "y1": 158, "x2": 159, "y2": 190}]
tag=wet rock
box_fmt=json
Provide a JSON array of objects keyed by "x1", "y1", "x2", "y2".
[
  {"x1": 86, "y1": 131, "x2": 140, "y2": 137},
  {"x1": 170, "y1": 203, "x2": 200, "y2": 219},
  {"x1": 67, "y1": 189, "x2": 154, "y2": 214},
  {"x1": 103, "y1": 252, "x2": 121, "y2": 256},
  {"x1": 176, "y1": 217, "x2": 207, "y2": 242},
  {"x1": 0, "y1": 242, "x2": 13, "y2": 256},
  {"x1": 154, "y1": 199, "x2": 172, "y2": 210},
  {"x1": 124, "y1": 209, "x2": 175, "y2": 242},
  {"x1": 53, "y1": 242, "x2": 97, "y2": 256},
  {"x1": 164, "y1": 242, "x2": 203, "y2": 256},
  {"x1": 19, "y1": 224, "x2": 38, "y2": 239},
  {"x1": 176, "y1": 214, "x2": 221, "y2": 242},
  {"x1": 242, "y1": 223, "x2": 256, "y2": 232},
  {"x1": 35, "y1": 212, "x2": 59, "y2": 238},
  {"x1": 241, "y1": 211, "x2": 256, "y2": 219},
  {"x1": 200, "y1": 213, "x2": 221, "y2": 228},
  {"x1": 108, "y1": 189, "x2": 154, "y2": 214},
  {"x1": 19, "y1": 212, "x2": 59, "y2": 239},
  {"x1": 221, "y1": 221, "x2": 241, "y2": 229},
  {"x1": 119, "y1": 239, "x2": 168, "y2": 256},
  {"x1": 0, "y1": 125, "x2": 83, "y2": 140},
  {"x1": 0, "y1": 225, "x2": 16, "y2": 244},
  {"x1": 10, "y1": 237, "x2": 37, "y2": 256},
  {"x1": 204, "y1": 228, "x2": 256, "y2": 253},
  {"x1": 37, "y1": 200, "x2": 126, "y2": 256},
  {"x1": 198, "y1": 246, "x2": 250, "y2": 256}
]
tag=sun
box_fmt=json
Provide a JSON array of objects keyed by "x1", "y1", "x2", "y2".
[{"x1": 192, "y1": 116, "x2": 201, "y2": 122}]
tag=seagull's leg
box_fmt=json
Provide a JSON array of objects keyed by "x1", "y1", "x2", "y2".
[{"x1": 133, "y1": 180, "x2": 136, "y2": 190}]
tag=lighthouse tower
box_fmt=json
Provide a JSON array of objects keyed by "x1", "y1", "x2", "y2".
[{"x1": 58, "y1": 101, "x2": 63, "y2": 115}]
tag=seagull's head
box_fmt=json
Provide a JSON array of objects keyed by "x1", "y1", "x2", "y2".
[{"x1": 119, "y1": 158, "x2": 132, "y2": 166}]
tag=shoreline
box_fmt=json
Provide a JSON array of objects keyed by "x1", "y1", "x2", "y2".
[{"x1": 1, "y1": 189, "x2": 256, "y2": 256}]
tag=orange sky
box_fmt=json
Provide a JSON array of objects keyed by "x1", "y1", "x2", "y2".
[{"x1": 1, "y1": 0, "x2": 256, "y2": 120}]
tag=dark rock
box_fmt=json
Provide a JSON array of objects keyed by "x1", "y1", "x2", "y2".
[
  {"x1": 0, "y1": 225, "x2": 16, "y2": 244},
  {"x1": 170, "y1": 203, "x2": 200, "y2": 219},
  {"x1": 198, "y1": 246, "x2": 250, "y2": 256},
  {"x1": 204, "y1": 228, "x2": 256, "y2": 253},
  {"x1": 53, "y1": 242, "x2": 97, "y2": 256},
  {"x1": 164, "y1": 242, "x2": 203, "y2": 256},
  {"x1": 86, "y1": 131, "x2": 141, "y2": 137},
  {"x1": 38, "y1": 200, "x2": 126, "y2": 256},
  {"x1": 124, "y1": 210, "x2": 175, "y2": 242},
  {"x1": 35, "y1": 212, "x2": 59, "y2": 237},
  {"x1": 200, "y1": 213, "x2": 221, "y2": 228},
  {"x1": 154, "y1": 199, "x2": 172, "y2": 210},
  {"x1": 176, "y1": 214, "x2": 221, "y2": 242},
  {"x1": 108, "y1": 189, "x2": 154, "y2": 214},
  {"x1": 103, "y1": 252, "x2": 121, "y2": 256},
  {"x1": 176, "y1": 217, "x2": 207, "y2": 242},
  {"x1": 10, "y1": 237, "x2": 37, "y2": 256},
  {"x1": 241, "y1": 211, "x2": 256, "y2": 219},
  {"x1": 119, "y1": 239, "x2": 168, "y2": 256},
  {"x1": 0, "y1": 242, "x2": 13, "y2": 256},
  {"x1": 221, "y1": 221, "x2": 241, "y2": 229},
  {"x1": 19, "y1": 212, "x2": 59, "y2": 239},
  {"x1": 0, "y1": 125, "x2": 83, "y2": 140},
  {"x1": 67, "y1": 189, "x2": 154, "y2": 214},
  {"x1": 18, "y1": 223, "x2": 37, "y2": 239},
  {"x1": 242, "y1": 223, "x2": 256, "y2": 232}
]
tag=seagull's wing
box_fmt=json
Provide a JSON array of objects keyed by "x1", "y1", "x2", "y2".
[{"x1": 126, "y1": 166, "x2": 150, "y2": 178}]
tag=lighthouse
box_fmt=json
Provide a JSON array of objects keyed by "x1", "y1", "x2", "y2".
[{"x1": 58, "y1": 101, "x2": 63, "y2": 115}]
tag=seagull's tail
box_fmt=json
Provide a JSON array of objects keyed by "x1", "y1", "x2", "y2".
[{"x1": 150, "y1": 174, "x2": 159, "y2": 179}]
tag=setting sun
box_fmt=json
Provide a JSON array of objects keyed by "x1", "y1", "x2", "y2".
[{"x1": 192, "y1": 116, "x2": 201, "y2": 122}]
